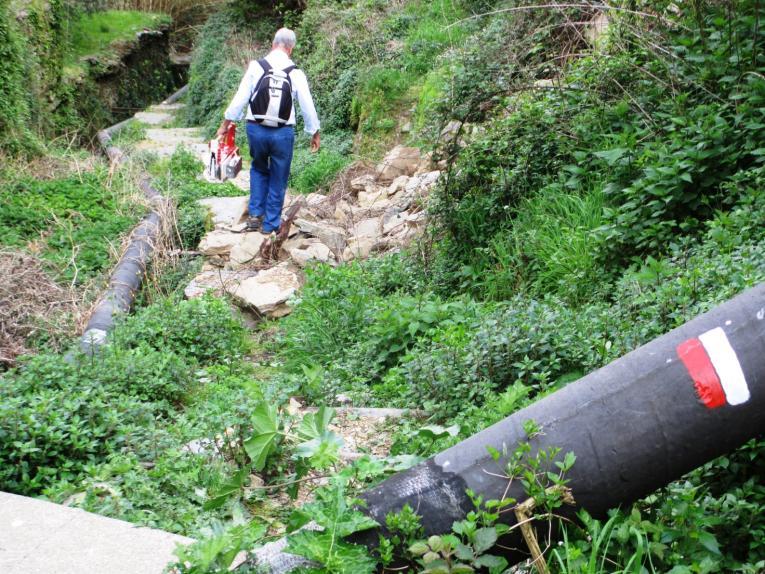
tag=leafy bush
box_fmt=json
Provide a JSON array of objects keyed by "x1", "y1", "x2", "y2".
[
  {"x1": 427, "y1": 2, "x2": 765, "y2": 301},
  {"x1": 113, "y1": 294, "x2": 251, "y2": 364},
  {"x1": 0, "y1": 355, "x2": 157, "y2": 494},
  {"x1": 289, "y1": 131, "x2": 353, "y2": 194},
  {"x1": 185, "y1": 9, "x2": 276, "y2": 138},
  {"x1": 0, "y1": 171, "x2": 139, "y2": 283}
]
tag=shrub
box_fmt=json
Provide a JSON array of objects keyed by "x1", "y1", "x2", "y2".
[
  {"x1": 289, "y1": 131, "x2": 353, "y2": 194},
  {"x1": 113, "y1": 294, "x2": 251, "y2": 364},
  {"x1": 0, "y1": 357, "x2": 157, "y2": 494},
  {"x1": 0, "y1": 172, "x2": 138, "y2": 283}
]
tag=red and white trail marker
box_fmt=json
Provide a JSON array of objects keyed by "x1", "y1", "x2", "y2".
[{"x1": 676, "y1": 327, "x2": 750, "y2": 409}]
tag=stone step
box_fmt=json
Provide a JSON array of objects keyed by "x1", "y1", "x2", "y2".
[
  {"x1": 0, "y1": 491, "x2": 191, "y2": 574},
  {"x1": 135, "y1": 127, "x2": 206, "y2": 158},
  {"x1": 133, "y1": 110, "x2": 174, "y2": 126}
]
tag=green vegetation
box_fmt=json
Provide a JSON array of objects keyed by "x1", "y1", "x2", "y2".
[
  {"x1": 2, "y1": 0, "x2": 765, "y2": 572},
  {"x1": 1, "y1": 0, "x2": 181, "y2": 155},
  {"x1": 0, "y1": 292, "x2": 258, "y2": 533},
  {"x1": 185, "y1": 0, "x2": 763, "y2": 571},
  {"x1": 0, "y1": 165, "x2": 142, "y2": 284},
  {"x1": 67, "y1": 10, "x2": 170, "y2": 65}
]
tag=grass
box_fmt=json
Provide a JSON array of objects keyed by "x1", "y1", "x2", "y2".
[
  {"x1": 67, "y1": 10, "x2": 171, "y2": 66},
  {"x1": 0, "y1": 161, "x2": 142, "y2": 286}
]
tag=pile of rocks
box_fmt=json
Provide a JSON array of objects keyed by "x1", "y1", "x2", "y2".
[{"x1": 185, "y1": 145, "x2": 440, "y2": 318}]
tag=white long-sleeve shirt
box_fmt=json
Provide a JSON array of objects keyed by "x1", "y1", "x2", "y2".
[{"x1": 224, "y1": 49, "x2": 320, "y2": 135}]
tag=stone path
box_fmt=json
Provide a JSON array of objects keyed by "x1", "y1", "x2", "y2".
[
  {"x1": 0, "y1": 491, "x2": 191, "y2": 574},
  {"x1": 186, "y1": 144, "x2": 441, "y2": 318},
  {"x1": 0, "y1": 98, "x2": 442, "y2": 574}
]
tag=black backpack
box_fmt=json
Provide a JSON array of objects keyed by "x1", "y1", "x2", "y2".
[{"x1": 249, "y1": 59, "x2": 297, "y2": 127}]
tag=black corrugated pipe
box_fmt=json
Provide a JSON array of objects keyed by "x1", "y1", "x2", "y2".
[
  {"x1": 249, "y1": 282, "x2": 765, "y2": 571},
  {"x1": 79, "y1": 85, "x2": 187, "y2": 352}
]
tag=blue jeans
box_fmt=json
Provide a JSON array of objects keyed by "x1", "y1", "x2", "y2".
[{"x1": 246, "y1": 123, "x2": 295, "y2": 233}]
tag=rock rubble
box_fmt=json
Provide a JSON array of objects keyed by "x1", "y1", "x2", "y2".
[{"x1": 186, "y1": 145, "x2": 440, "y2": 317}]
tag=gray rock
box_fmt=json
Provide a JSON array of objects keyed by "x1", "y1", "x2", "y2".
[
  {"x1": 351, "y1": 217, "x2": 382, "y2": 239},
  {"x1": 290, "y1": 242, "x2": 333, "y2": 268},
  {"x1": 375, "y1": 145, "x2": 422, "y2": 182},
  {"x1": 350, "y1": 174, "x2": 377, "y2": 192},
  {"x1": 184, "y1": 269, "x2": 256, "y2": 299},
  {"x1": 230, "y1": 233, "x2": 267, "y2": 266},
  {"x1": 295, "y1": 218, "x2": 347, "y2": 254},
  {"x1": 229, "y1": 263, "x2": 301, "y2": 317},
  {"x1": 198, "y1": 196, "x2": 249, "y2": 229},
  {"x1": 198, "y1": 230, "x2": 243, "y2": 256}
]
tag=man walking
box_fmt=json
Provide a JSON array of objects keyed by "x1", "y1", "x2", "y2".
[{"x1": 218, "y1": 28, "x2": 320, "y2": 234}]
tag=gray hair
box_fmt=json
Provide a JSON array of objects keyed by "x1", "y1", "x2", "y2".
[{"x1": 273, "y1": 28, "x2": 296, "y2": 49}]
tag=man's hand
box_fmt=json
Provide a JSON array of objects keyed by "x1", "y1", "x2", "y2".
[
  {"x1": 217, "y1": 120, "x2": 231, "y2": 138},
  {"x1": 310, "y1": 131, "x2": 321, "y2": 153}
]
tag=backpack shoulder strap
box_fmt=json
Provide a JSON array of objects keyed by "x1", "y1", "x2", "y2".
[{"x1": 257, "y1": 58, "x2": 272, "y2": 74}]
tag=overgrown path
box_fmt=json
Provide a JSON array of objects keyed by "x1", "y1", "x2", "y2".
[{"x1": 1, "y1": 96, "x2": 441, "y2": 574}]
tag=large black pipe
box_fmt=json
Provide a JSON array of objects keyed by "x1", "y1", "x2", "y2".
[
  {"x1": 249, "y1": 282, "x2": 765, "y2": 571},
  {"x1": 358, "y1": 282, "x2": 765, "y2": 542},
  {"x1": 78, "y1": 86, "x2": 190, "y2": 352}
]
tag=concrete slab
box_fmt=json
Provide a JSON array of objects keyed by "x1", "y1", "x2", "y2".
[
  {"x1": 0, "y1": 492, "x2": 192, "y2": 574},
  {"x1": 134, "y1": 111, "x2": 174, "y2": 125},
  {"x1": 150, "y1": 103, "x2": 186, "y2": 113},
  {"x1": 136, "y1": 127, "x2": 207, "y2": 157}
]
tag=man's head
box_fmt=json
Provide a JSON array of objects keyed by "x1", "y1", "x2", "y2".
[{"x1": 273, "y1": 28, "x2": 296, "y2": 55}]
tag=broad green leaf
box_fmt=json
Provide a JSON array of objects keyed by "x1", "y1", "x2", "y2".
[
  {"x1": 454, "y1": 542, "x2": 473, "y2": 561},
  {"x1": 697, "y1": 530, "x2": 721, "y2": 555},
  {"x1": 593, "y1": 147, "x2": 628, "y2": 166},
  {"x1": 294, "y1": 432, "x2": 343, "y2": 469},
  {"x1": 244, "y1": 402, "x2": 280, "y2": 471},
  {"x1": 298, "y1": 406, "x2": 335, "y2": 441},
  {"x1": 244, "y1": 431, "x2": 278, "y2": 471},
  {"x1": 252, "y1": 401, "x2": 279, "y2": 434},
  {"x1": 473, "y1": 527, "x2": 498, "y2": 554},
  {"x1": 203, "y1": 468, "x2": 248, "y2": 510},
  {"x1": 473, "y1": 554, "x2": 508, "y2": 570},
  {"x1": 416, "y1": 424, "x2": 461, "y2": 440}
]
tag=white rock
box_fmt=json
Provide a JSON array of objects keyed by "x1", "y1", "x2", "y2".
[
  {"x1": 400, "y1": 170, "x2": 440, "y2": 204},
  {"x1": 440, "y1": 120, "x2": 462, "y2": 139},
  {"x1": 375, "y1": 145, "x2": 422, "y2": 182},
  {"x1": 229, "y1": 263, "x2": 301, "y2": 317},
  {"x1": 405, "y1": 211, "x2": 427, "y2": 225},
  {"x1": 358, "y1": 189, "x2": 390, "y2": 208},
  {"x1": 290, "y1": 242, "x2": 333, "y2": 268},
  {"x1": 383, "y1": 212, "x2": 407, "y2": 235},
  {"x1": 182, "y1": 438, "x2": 216, "y2": 455},
  {"x1": 333, "y1": 201, "x2": 352, "y2": 225},
  {"x1": 199, "y1": 230, "x2": 243, "y2": 256},
  {"x1": 295, "y1": 218, "x2": 347, "y2": 253},
  {"x1": 343, "y1": 236, "x2": 377, "y2": 261},
  {"x1": 198, "y1": 196, "x2": 249, "y2": 229},
  {"x1": 387, "y1": 175, "x2": 409, "y2": 196},
  {"x1": 184, "y1": 269, "x2": 255, "y2": 299},
  {"x1": 230, "y1": 233, "x2": 267, "y2": 265},
  {"x1": 304, "y1": 193, "x2": 328, "y2": 208},
  {"x1": 352, "y1": 217, "x2": 382, "y2": 239},
  {"x1": 350, "y1": 174, "x2": 377, "y2": 192},
  {"x1": 287, "y1": 397, "x2": 303, "y2": 415}
]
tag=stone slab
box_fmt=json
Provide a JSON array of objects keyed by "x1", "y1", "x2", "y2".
[
  {"x1": 133, "y1": 111, "x2": 174, "y2": 126},
  {"x1": 136, "y1": 128, "x2": 205, "y2": 158},
  {"x1": 0, "y1": 491, "x2": 192, "y2": 574}
]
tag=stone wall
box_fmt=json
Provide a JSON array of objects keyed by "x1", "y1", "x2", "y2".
[{"x1": 77, "y1": 25, "x2": 187, "y2": 132}]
